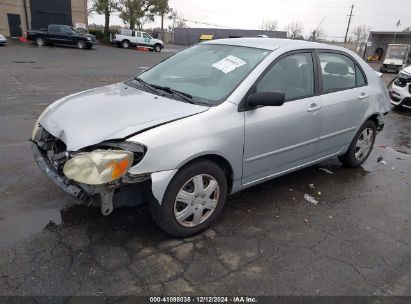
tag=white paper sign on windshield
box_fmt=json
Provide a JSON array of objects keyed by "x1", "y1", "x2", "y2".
[{"x1": 212, "y1": 55, "x2": 246, "y2": 74}]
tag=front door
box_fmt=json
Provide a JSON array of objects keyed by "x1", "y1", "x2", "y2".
[
  {"x1": 243, "y1": 51, "x2": 322, "y2": 185},
  {"x1": 7, "y1": 14, "x2": 22, "y2": 37}
]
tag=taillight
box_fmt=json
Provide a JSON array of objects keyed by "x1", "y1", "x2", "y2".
[{"x1": 24, "y1": 31, "x2": 27, "y2": 38}]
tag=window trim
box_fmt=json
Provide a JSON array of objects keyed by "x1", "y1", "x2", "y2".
[
  {"x1": 238, "y1": 49, "x2": 319, "y2": 112},
  {"x1": 316, "y1": 50, "x2": 368, "y2": 95}
]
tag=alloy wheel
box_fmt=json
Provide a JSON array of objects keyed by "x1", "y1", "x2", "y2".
[
  {"x1": 173, "y1": 174, "x2": 220, "y2": 227},
  {"x1": 354, "y1": 128, "x2": 374, "y2": 161}
]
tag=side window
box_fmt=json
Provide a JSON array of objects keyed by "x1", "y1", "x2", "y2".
[
  {"x1": 256, "y1": 53, "x2": 314, "y2": 101},
  {"x1": 143, "y1": 33, "x2": 149, "y2": 39},
  {"x1": 136, "y1": 32, "x2": 141, "y2": 37},
  {"x1": 319, "y1": 53, "x2": 356, "y2": 92},
  {"x1": 355, "y1": 64, "x2": 366, "y2": 86},
  {"x1": 49, "y1": 25, "x2": 60, "y2": 32}
]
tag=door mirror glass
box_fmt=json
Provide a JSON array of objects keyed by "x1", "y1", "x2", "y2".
[{"x1": 247, "y1": 91, "x2": 285, "y2": 108}]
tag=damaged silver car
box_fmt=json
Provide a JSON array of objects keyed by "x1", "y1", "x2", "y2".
[{"x1": 32, "y1": 38, "x2": 391, "y2": 237}]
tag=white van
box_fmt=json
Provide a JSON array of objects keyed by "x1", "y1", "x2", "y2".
[{"x1": 113, "y1": 29, "x2": 164, "y2": 52}]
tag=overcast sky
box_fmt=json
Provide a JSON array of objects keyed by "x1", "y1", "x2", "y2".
[{"x1": 89, "y1": 0, "x2": 411, "y2": 40}]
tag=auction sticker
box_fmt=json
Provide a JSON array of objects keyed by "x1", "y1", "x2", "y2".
[{"x1": 212, "y1": 55, "x2": 246, "y2": 73}]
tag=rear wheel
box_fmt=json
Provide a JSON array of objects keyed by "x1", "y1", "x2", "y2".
[
  {"x1": 121, "y1": 40, "x2": 130, "y2": 49},
  {"x1": 150, "y1": 160, "x2": 227, "y2": 237},
  {"x1": 35, "y1": 37, "x2": 45, "y2": 47},
  {"x1": 338, "y1": 120, "x2": 376, "y2": 167}
]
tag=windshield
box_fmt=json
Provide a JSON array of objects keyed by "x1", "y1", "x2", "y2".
[
  {"x1": 386, "y1": 46, "x2": 409, "y2": 60},
  {"x1": 69, "y1": 26, "x2": 81, "y2": 34},
  {"x1": 137, "y1": 44, "x2": 270, "y2": 104}
]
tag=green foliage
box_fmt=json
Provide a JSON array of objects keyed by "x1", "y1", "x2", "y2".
[
  {"x1": 88, "y1": 29, "x2": 105, "y2": 41},
  {"x1": 118, "y1": 0, "x2": 170, "y2": 30}
]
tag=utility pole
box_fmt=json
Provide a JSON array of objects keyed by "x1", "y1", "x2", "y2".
[{"x1": 344, "y1": 4, "x2": 354, "y2": 47}]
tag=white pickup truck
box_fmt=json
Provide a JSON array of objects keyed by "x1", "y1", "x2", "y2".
[{"x1": 113, "y1": 29, "x2": 164, "y2": 52}]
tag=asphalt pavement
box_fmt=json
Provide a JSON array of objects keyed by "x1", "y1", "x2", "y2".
[{"x1": 0, "y1": 42, "x2": 410, "y2": 297}]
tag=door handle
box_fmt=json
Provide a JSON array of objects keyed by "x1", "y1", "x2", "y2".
[
  {"x1": 307, "y1": 103, "x2": 321, "y2": 112},
  {"x1": 358, "y1": 93, "x2": 370, "y2": 100}
]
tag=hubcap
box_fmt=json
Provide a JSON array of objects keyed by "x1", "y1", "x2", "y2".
[
  {"x1": 355, "y1": 128, "x2": 374, "y2": 161},
  {"x1": 78, "y1": 41, "x2": 84, "y2": 49},
  {"x1": 174, "y1": 174, "x2": 220, "y2": 228},
  {"x1": 37, "y1": 39, "x2": 44, "y2": 46},
  {"x1": 123, "y1": 42, "x2": 129, "y2": 48}
]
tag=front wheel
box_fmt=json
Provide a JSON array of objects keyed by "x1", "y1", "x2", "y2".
[
  {"x1": 150, "y1": 160, "x2": 227, "y2": 237},
  {"x1": 35, "y1": 37, "x2": 45, "y2": 46},
  {"x1": 154, "y1": 43, "x2": 162, "y2": 52},
  {"x1": 77, "y1": 40, "x2": 86, "y2": 49},
  {"x1": 338, "y1": 120, "x2": 376, "y2": 167}
]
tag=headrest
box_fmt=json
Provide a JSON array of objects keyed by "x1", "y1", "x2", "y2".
[{"x1": 324, "y1": 62, "x2": 348, "y2": 75}]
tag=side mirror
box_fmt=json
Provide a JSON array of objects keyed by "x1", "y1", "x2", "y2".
[{"x1": 246, "y1": 91, "x2": 285, "y2": 109}]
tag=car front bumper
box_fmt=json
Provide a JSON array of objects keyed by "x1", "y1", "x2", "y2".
[
  {"x1": 390, "y1": 83, "x2": 411, "y2": 109},
  {"x1": 31, "y1": 143, "x2": 153, "y2": 214}
]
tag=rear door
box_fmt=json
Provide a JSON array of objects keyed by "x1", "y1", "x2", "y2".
[
  {"x1": 47, "y1": 25, "x2": 61, "y2": 43},
  {"x1": 315, "y1": 51, "x2": 370, "y2": 159},
  {"x1": 242, "y1": 51, "x2": 323, "y2": 185}
]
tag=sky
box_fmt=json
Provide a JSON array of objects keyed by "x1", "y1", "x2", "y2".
[{"x1": 88, "y1": 0, "x2": 411, "y2": 40}]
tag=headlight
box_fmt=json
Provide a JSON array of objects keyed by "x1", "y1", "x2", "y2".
[
  {"x1": 87, "y1": 37, "x2": 91, "y2": 41},
  {"x1": 63, "y1": 150, "x2": 134, "y2": 185}
]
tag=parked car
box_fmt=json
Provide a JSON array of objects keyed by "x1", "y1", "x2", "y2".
[
  {"x1": 390, "y1": 65, "x2": 411, "y2": 109},
  {"x1": 26, "y1": 24, "x2": 97, "y2": 49},
  {"x1": 379, "y1": 44, "x2": 410, "y2": 73},
  {"x1": 113, "y1": 29, "x2": 163, "y2": 51},
  {"x1": 31, "y1": 38, "x2": 391, "y2": 237},
  {"x1": 0, "y1": 33, "x2": 7, "y2": 45}
]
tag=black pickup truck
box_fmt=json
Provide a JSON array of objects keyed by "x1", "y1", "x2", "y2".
[{"x1": 26, "y1": 24, "x2": 97, "y2": 49}]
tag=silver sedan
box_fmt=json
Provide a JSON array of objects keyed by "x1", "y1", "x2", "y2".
[{"x1": 31, "y1": 38, "x2": 391, "y2": 237}]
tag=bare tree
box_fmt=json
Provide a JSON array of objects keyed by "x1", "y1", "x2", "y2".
[
  {"x1": 311, "y1": 28, "x2": 326, "y2": 41},
  {"x1": 170, "y1": 10, "x2": 187, "y2": 29},
  {"x1": 260, "y1": 19, "x2": 278, "y2": 31},
  {"x1": 351, "y1": 24, "x2": 370, "y2": 48},
  {"x1": 402, "y1": 26, "x2": 411, "y2": 32},
  {"x1": 287, "y1": 21, "x2": 303, "y2": 39}
]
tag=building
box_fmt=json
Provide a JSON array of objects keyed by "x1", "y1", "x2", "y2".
[
  {"x1": 0, "y1": 0, "x2": 87, "y2": 37},
  {"x1": 366, "y1": 31, "x2": 411, "y2": 62},
  {"x1": 174, "y1": 28, "x2": 287, "y2": 46}
]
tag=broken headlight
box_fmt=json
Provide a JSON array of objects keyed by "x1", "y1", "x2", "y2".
[{"x1": 63, "y1": 150, "x2": 134, "y2": 185}]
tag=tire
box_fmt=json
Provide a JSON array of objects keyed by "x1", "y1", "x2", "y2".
[
  {"x1": 86, "y1": 45, "x2": 93, "y2": 49},
  {"x1": 35, "y1": 37, "x2": 45, "y2": 47},
  {"x1": 77, "y1": 40, "x2": 86, "y2": 49},
  {"x1": 154, "y1": 43, "x2": 162, "y2": 52},
  {"x1": 121, "y1": 40, "x2": 130, "y2": 49},
  {"x1": 150, "y1": 160, "x2": 228, "y2": 237},
  {"x1": 338, "y1": 120, "x2": 377, "y2": 167}
]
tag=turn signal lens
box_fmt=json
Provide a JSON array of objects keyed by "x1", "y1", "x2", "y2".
[{"x1": 63, "y1": 150, "x2": 133, "y2": 185}]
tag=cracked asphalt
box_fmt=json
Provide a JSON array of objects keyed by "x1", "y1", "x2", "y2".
[{"x1": 0, "y1": 42, "x2": 410, "y2": 297}]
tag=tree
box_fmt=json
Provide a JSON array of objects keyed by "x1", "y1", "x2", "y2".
[
  {"x1": 89, "y1": 0, "x2": 119, "y2": 39},
  {"x1": 310, "y1": 28, "x2": 326, "y2": 41},
  {"x1": 287, "y1": 21, "x2": 303, "y2": 39},
  {"x1": 402, "y1": 26, "x2": 411, "y2": 32},
  {"x1": 155, "y1": 0, "x2": 170, "y2": 34},
  {"x1": 260, "y1": 19, "x2": 278, "y2": 31},
  {"x1": 351, "y1": 24, "x2": 370, "y2": 48},
  {"x1": 118, "y1": 0, "x2": 170, "y2": 30},
  {"x1": 170, "y1": 10, "x2": 187, "y2": 29}
]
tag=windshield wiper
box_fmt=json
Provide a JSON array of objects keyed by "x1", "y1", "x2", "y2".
[
  {"x1": 134, "y1": 77, "x2": 196, "y2": 104},
  {"x1": 150, "y1": 84, "x2": 195, "y2": 104},
  {"x1": 134, "y1": 77, "x2": 159, "y2": 94}
]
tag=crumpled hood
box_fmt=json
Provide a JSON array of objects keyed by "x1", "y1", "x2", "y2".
[{"x1": 40, "y1": 83, "x2": 208, "y2": 151}]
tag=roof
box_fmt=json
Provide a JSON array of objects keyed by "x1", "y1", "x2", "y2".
[
  {"x1": 370, "y1": 31, "x2": 411, "y2": 35},
  {"x1": 204, "y1": 38, "x2": 335, "y2": 51}
]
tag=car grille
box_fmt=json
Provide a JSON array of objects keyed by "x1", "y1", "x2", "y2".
[{"x1": 403, "y1": 97, "x2": 411, "y2": 107}]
